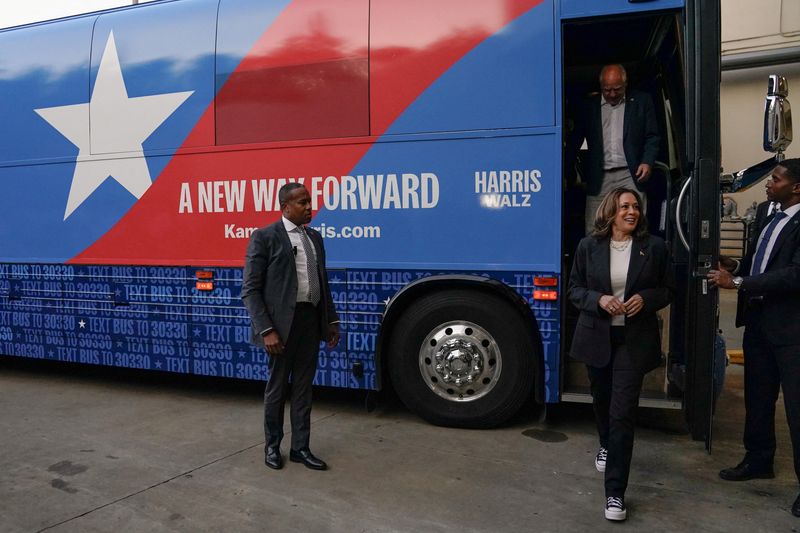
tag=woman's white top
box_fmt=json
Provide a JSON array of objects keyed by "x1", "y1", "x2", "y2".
[{"x1": 609, "y1": 240, "x2": 632, "y2": 326}]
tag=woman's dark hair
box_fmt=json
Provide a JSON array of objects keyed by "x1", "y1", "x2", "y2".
[{"x1": 591, "y1": 187, "x2": 649, "y2": 240}]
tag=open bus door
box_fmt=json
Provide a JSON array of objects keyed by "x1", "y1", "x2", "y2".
[
  {"x1": 672, "y1": 0, "x2": 721, "y2": 450},
  {"x1": 560, "y1": 1, "x2": 725, "y2": 426}
]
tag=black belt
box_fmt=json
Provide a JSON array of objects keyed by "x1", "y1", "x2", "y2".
[{"x1": 604, "y1": 166, "x2": 628, "y2": 172}]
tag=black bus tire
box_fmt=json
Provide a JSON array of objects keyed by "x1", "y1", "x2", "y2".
[{"x1": 387, "y1": 289, "x2": 536, "y2": 428}]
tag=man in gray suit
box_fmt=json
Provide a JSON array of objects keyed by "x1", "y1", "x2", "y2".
[
  {"x1": 569, "y1": 64, "x2": 661, "y2": 234},
  {"x1": 242, "y1": 183, "x2": 340, "y2": 471}
]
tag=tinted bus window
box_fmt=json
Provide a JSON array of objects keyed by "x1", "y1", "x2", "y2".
[
  {"x1": 215, "y1": 0, "x2": 369, "y2": 144},
  {"x1": 0, "y1": 17, "x2": 94, "y2": 164},
  {"x1": 370, "y1": 0, "x2": 555, "y2": 135},
  {"x1": 91, "y1": 0, "x2": 218, "y2": 153}
]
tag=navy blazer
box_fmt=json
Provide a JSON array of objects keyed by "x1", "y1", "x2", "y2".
[
  {"x1": 735, "y1": 208, "x2": 800, "y2": 344},
  {"x1": 571, "y1": 91, "x2": 661, "y2": 196},
  {"x1": 241, "y1": 220, "x2": 339, "y2": 345},
  {"x1": 568, "y1": 234, "x2": 674, "y2": 372}
]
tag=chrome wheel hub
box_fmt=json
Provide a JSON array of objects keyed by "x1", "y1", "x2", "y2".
[{"x1": 419, "y1": 321, "x2": 501, "y2": 402}]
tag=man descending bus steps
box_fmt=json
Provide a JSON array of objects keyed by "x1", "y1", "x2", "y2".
[
  {"x1": 570, "y1": 64, "x2": 661, "y2": 234},
  {"x1": 241, "y1": 183, "x2": 340, "y2": 471},
  {"x1": 708, "y1": 158, "x2": 800, "y2": 518}
]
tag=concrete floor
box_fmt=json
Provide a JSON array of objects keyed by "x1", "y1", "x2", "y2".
[
  {"x1": 0, "y1": 350, "x2": 798, "y2": 533},
  {"x1": 719, "y1": 289, "x2": 744, "y2": 351}
]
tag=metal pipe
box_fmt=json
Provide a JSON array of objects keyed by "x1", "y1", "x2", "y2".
[{"x1": 722, "y1": 46, "x2": 800, "y2": 71}]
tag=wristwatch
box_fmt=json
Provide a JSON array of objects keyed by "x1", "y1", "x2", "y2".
[{"x1": 732, "y1": 276, "x2": 743, "y2": 290}]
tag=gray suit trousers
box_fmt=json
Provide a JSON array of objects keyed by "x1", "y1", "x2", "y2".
[{"x1": 263, "y1": 303, "x2": 321, "y2": 452}]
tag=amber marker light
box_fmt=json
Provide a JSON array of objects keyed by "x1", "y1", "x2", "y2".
[
  {"x1": 533, "y1": 290, "x2": 558, "y2": 301},
  {"x1": 196, "y1": 281, "x2": 214, "y2": 291}
]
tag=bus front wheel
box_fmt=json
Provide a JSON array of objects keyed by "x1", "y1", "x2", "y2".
[{"x1": 388, "y1": 290, "x2": 535, "y2": 428}]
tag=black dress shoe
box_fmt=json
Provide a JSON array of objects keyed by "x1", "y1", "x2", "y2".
[
  {"x1": 792, "y1": 493, "x2": 800, "y2": 518},
  {"x1": 290, "y1": 448, "x2": 327, "y2": 470},
  {"x1": 265, "y1": 447, "x2": 282, "y2": 470},
  {"x1": 719, "y1": 461, "x2": 774, "y2": 481}
]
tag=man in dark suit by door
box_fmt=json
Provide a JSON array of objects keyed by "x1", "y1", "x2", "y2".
[
  {"x1": 242, "y1": 183, "x2": 340, "y2": 471},
  {"x1": 570, "y1": 64, "x2": 661, "y2": 234},
  {"x1": 708, "y1": 158, "x2": 800, "y2": 518}
]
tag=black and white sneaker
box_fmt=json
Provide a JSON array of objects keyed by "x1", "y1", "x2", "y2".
[
  {"x1": 605, "y1": 496, "x2": 627, "y2": 521},
  {"x1": 595, "y1": 447, "x2": 608, "y2": 473}
]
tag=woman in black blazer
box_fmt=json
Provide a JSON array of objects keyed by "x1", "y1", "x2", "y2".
[{"x1": 568, "y1": 187, "x2": 674, "y2": 521}]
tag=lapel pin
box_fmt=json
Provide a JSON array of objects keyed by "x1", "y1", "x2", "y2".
[{"x1": 640, "y1": 250, "x2": 645, "y2": 256}]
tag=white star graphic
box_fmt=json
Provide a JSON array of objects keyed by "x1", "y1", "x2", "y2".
[
  {"x1": 35, "y1": 31, "x2": 193, "y2": 219},
  {"x1": 78, "y1": 320, "x2": 86, "y2": 329}
]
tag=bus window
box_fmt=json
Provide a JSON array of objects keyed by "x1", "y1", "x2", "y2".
[
  {"x1": 215, "y1": 0, "x2": 369, "y2": 145},
  {"x1": 370, "y1": 0, "x2": 555, "y2": 135},
  {"x1": 0, "y1": 17, "x2": 94, "y2": 164},
  {"x1": 90, "y1": 0, "x2": 218, "y2": 153}
]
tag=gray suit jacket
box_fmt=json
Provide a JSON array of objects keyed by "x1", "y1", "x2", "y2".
[
  {"x1": 241, "y1": 220, "x2": 339, "y2": 345},
  {"x1": 568, "y1": 234, "x2": 674, "y2": 372}
]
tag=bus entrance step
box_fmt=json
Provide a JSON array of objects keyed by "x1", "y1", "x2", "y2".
[{"x1": 560, "y1": 389, "x2": 682, "y2": 410}]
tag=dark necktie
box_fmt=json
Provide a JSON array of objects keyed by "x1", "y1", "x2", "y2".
[
  {"x1": 750, "y1": 211, "x2": 787, "y2": 275},
  {"x1": 297, "y1": 226, "x2": 320, "y2": 304}
]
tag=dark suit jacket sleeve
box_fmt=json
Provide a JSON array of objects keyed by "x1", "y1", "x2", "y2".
[
  {"x1": 241, "y1": 229, "x2": 274, "y2": 335},
  {"x1": 637, "y1": 237, "x2": 675, "y2": 314},
  {"x1": 741, "y1": 240, "x2": 800, "y2": 294},
  {"x1": 640, "y1": 93, "x2": 660, "y2": 167},
  {"x1": 568, "y1": 237, "x2": 603, "y2": 315}
]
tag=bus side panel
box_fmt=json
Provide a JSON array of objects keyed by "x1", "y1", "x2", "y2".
[
  {"x1": 0, "y1": 0, "x2": 219, "y2": 264},
  {"x1": 0, "y1": 264, "x2": 191, "y2": 372},
  {"x1": 1, "y1": 0, "x2": 561, "y2": 268},
  {"x1": 0, "y1": 262, "x2": 359, "y2": 388},
  {"x1": 316, "y1": 134, "x2": 561, "y2": 273},
  {"x1": 54, "y1": 0, "x2": 557, "y2": 267}
]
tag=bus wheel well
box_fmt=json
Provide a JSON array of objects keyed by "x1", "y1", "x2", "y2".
[{"x1": 376, "y1": 277, "x2": 545, "y2": 411}]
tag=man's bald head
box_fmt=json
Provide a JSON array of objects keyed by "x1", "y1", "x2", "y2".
[{"x1": 599, "y1": 64, "x2": 627, "y2": 105}]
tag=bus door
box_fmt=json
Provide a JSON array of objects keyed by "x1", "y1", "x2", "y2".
[
  {"x1": 561, "y1": 0, "x2": 696, "y2": 409},
  {"x1": 672, "y1": 0, "x2": 721, "y2": 449},
  {"x1": 561, "y1": 0, "x2": 722, "y2": 447}
]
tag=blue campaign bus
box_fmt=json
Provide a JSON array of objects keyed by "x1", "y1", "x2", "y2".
[{"x1": 0, "y1": 0, "x2": 736, "y2": 441}]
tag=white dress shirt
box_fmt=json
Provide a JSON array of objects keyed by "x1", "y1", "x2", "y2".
[
  {"x1": 601, "y1": 96, "x2": 627, "y2": 170},
  {"x1": 751, "y1": 203, "x2": 800, "y2": 275},
  {"x1": 609, "y1": 240, "x2": 632, "y2": 326},
  {"x1": 282, "y1": 216, "x2": 317, "y2": 303}
]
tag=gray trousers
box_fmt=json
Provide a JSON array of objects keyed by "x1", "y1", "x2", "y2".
[
  {"x1": 263, "y1": 303, "x2": 321, "y2": 452},
  {"x1": 585, "y1": 168, "x2": 646, "y2": 235}
]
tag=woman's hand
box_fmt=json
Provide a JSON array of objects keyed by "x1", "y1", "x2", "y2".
[
  {"x1": 599, "y1": 295, "x2": 626, "y2": 316},
  {"x1": 624, "y1": 294, "x2": 644, "y2": 317}
]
